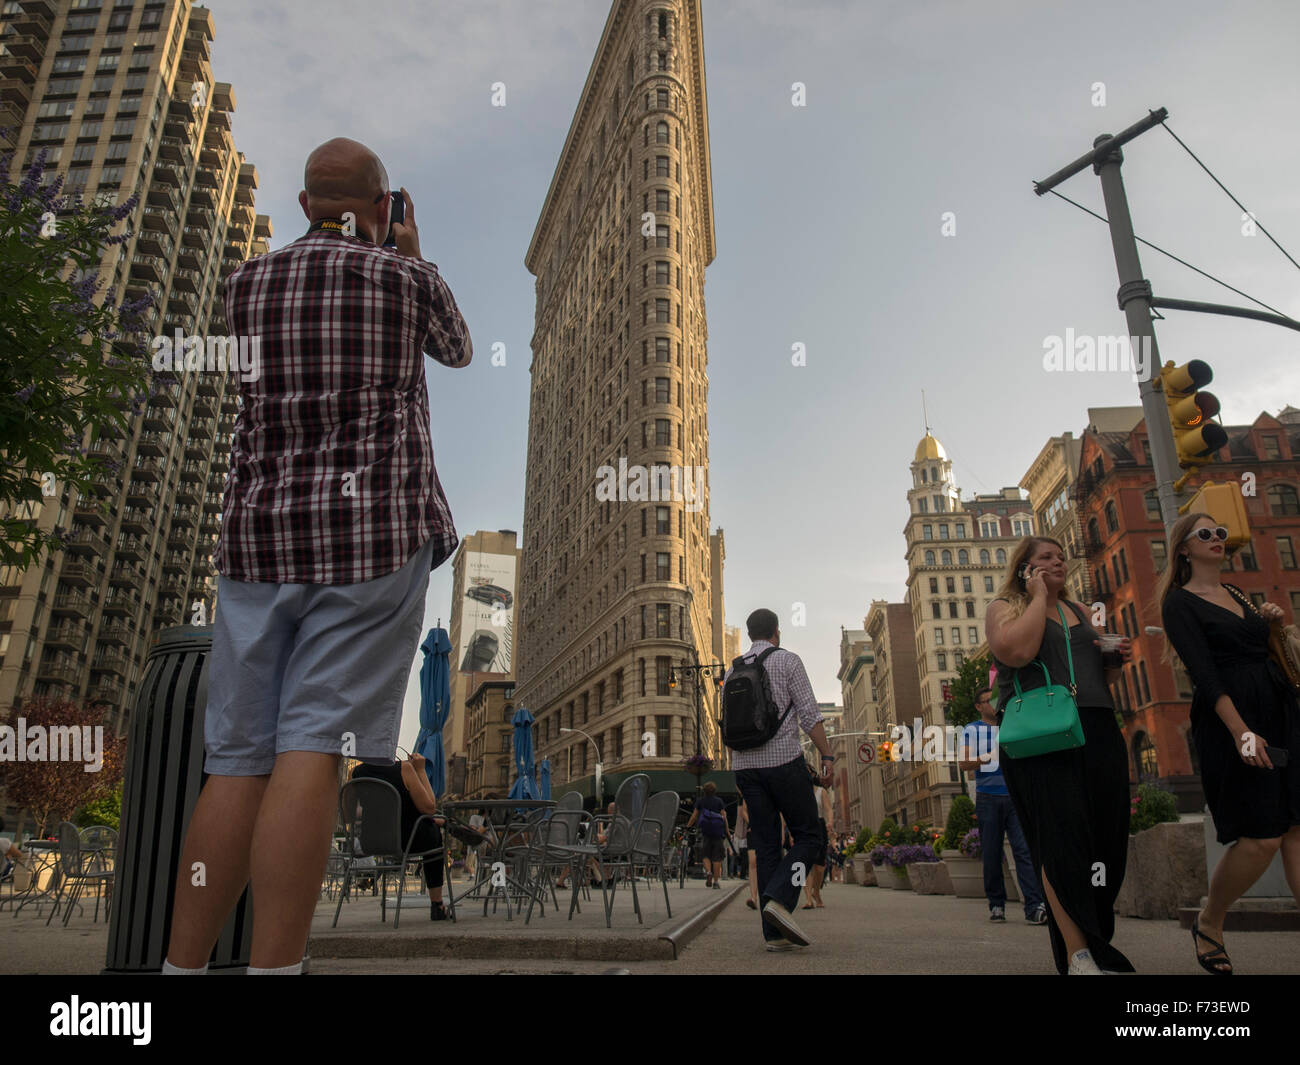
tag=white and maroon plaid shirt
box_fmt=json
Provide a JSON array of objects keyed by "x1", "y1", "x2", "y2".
[
  {"x1": 726, "y1": 640, "x2": 823, "y2": 770},
  {"x1": 214, "y1": 223, "x2": 471, "y2": 585}
]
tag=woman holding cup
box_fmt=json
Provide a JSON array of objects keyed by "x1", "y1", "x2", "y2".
[
  {"x1": 986, "y1": 536, "x2": 1135, "y2": 975},
  {"x1": 1159, "y1": 511, "x2": 1300, "y2": 975}
]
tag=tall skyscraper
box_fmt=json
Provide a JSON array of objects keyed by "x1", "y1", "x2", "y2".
[
  {"x1": 0, "y1": 1, "x2": 269, "y2": 733},
  {"x1": 516, "y1": 0, "x2": 718, "y2": 795}
]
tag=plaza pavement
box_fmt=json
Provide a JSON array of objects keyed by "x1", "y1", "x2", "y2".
[{"x1": 6, "y1": 871, "x2": 1298, "y2": 976}]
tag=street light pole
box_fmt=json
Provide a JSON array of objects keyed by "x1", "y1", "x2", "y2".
[{"x1": 561, "y1": 727, "x2": 604, "y2": 805}]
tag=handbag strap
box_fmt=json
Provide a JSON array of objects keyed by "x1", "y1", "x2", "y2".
[
  {"x1": 1223, "y1": 582, "x2": 1261, "y2": 617},
  {"x1": 1011, "y1": 604, "x2": 1078, "y2": 698}
]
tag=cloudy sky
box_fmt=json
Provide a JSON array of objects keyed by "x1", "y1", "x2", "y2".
[{"x1": 201, "y1": 0, "x2": 1300, "y2": 737}]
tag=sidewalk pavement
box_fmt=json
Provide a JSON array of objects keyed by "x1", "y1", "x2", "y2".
[{"x1": 6, "y1": 874, "x2": 1299, "y2": 975}]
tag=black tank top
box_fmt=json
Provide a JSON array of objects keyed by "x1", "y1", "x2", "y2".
[{"x1": 992, "y1": 599, "x2": 1114, "y2": 713}]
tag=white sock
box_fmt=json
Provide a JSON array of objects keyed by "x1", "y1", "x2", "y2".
[
  {"x1": 246, "y1": 960, "x2": 303, "y2": 975},
  {"x1": 161, "y1": 958, "x2": 208, "y2": 975}
]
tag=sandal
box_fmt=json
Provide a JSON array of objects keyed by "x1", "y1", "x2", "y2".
[{"x1": 1192, "y1": 914, "x2": 1233, "y2": 975}]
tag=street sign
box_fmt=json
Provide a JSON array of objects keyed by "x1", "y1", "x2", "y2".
[{"x1": 857, "y1": 742, "x2": 874, "y2": 765}]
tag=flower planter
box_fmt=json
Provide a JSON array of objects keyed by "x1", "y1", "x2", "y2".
[
  {"x1": 943, "y1": 851, "x2": 985, "y2": 899},
  {"x1": 843, "y1": 858, "x2": 858, "y2": 884},
  {"x1": 854, "y1": 856, "x2": 877, "y2": 886},
  {"x1": 907, "y1": 861, "x2": 953, "y2": 895},
  {"x1": 881, "y1": 864, "x2": 911, "y2": 890},
  {"x1": 1113, "y1": 820, "x2": 1208, "y2": 920}
]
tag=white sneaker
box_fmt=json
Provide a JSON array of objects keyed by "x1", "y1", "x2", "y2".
[
  {"x1": 1068, "y1": 949, "x2": 1103, "y2": 974},
  {"x1": 761, "y1": 900, "x2": 811, "y2": 947},
  {"x1": 765, "y1": 938, "x2": 795, "y2": 952}
]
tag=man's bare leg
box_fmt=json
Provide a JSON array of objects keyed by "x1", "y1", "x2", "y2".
[
  {"x1": 166, "y1": 774, "x2": 271, "y2": 968},
  {"x1": 247, "y1": 751, "x2": 342, "y2": 969}
]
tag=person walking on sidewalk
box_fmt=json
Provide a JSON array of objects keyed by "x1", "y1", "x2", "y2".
[
  {"x1": 163, "y1": 138, "x2": 471, "y2": 975},
  {"x1": 987, "y1": 538, "x2": 1135, "y2": 976},
  {"x1": 722, "y1": 608, "x2": 834, "y2": 952},
  {"x1": 687, "y1": 781, "x2": 729, "y2": 888},
  {"x1": 1159, "y1": 512, "x2": 1300, "y2": 975},
  {"x1": 958, "y1": 687, "x2": 1046, "y2": 924}
]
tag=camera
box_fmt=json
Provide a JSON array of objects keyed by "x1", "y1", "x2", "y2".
[{"x1": 383, "y1": 190, "x2": 404, "y2": 247}]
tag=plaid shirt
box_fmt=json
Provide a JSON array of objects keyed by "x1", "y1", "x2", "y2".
[
  {"x1": 214, "y1": 225, "x2": 471, "y2": 584},
  {"x1": 726, "y1": 640, "x2": 823, "y2": 770}
]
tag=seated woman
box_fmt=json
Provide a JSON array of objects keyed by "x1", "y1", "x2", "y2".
[{"x1": 349, "y1": 752, "x2": 448, "y2": 920}]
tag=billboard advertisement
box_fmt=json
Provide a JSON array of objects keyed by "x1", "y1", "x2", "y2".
[{"x1": 458, "y1": 552, "x2": 516, "y2": 674}]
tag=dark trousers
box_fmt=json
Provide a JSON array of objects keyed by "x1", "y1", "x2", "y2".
[
  {"x1": 736, "y1": 756, "x2": 822, "y2": 941},
  {"x1": 976, "y1": 791, "x2": 1041, "y2": 913}
]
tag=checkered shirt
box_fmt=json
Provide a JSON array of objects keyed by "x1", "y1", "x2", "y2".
[
  {"x1": 214, "y1": 227, "x2": 471, "y2": 584},
  {"x1": 726, "y1": 640, "x2": 823, "y2": 770}
]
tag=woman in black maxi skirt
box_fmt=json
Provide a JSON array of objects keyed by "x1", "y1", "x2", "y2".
[{"x1": 987, "y1": 536, "x2": 1136, "y2": 975}]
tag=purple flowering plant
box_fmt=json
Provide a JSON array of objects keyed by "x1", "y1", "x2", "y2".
[{"x1": 1, "y1": 139, "x2": 157, "y2": 567}]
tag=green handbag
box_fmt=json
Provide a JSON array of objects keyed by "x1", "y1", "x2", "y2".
[{"x1": 999, "y1": 605, "x2": 1085, "y2": 759}]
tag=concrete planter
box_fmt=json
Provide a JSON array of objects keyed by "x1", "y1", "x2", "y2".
[
  {"x1": 854, "y1": 857, "x2": 877, "y2": 886},
  {"x1": 907, "y1": 860, "x2": 953, "y2": 895},
  {"x1": 880, "y1": 864, "x2": 911, "y2": 890},
  {"x1": 843, "y1": 858, "x2": 858, "y2": 884},
  {"x1": 1113, "y1": 819, "x2": 1208, "y2": 920},
  {"x1": 943, "y1": 851, "x2": 985, "y2": 899}
]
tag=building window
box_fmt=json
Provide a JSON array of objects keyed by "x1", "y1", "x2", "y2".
[
  {"x1": 936, "y1": 651, "x2": 947, "y2": 670},
  {"x1": 1238, "y1": 543, "x2": 1259, "y2": 571},
  {"x1": 1268, "y1": 484, "x2": 1300, "y2": 516},
  {"x1": 948, "y1": 602, "x2": 959, "y2": 619},
  {"x1": 1261, "y1": 436, "x2": 1281, "y2": 460},
  {"x1": 961, "y1": 576, "x2": 972, "y2": 593},
  {"x1": 1105, "y1": 500, "x2": 1119, "y2": 533},
  {"x1": 980, "y1": 520, "x2": 998, "y2": 538},
  {"x1": 656, "y1": 603, "x2": 670, "y2": 636},
  {"x1": 965, "y1": 601, "x2": 975, "y2": 618},
  {"x1": 655, "y1": 419, "x2": 670, "y2": 446},
  {"x1": 1144, "y1": 489, "x2": 1161, "y2": 522},
  {"x1": 941, "y1": 550, "x2": 952, "y2": 565},
  {"x1": 968, "y1": 626, "x2": 979, "y2": 643},
  {"x1": 945, "y1": 577, "x2": 956, "y2": 594},
  {"x1": 656, "y1": 552, "x2": 670, "y2": 580},
  {"x1": 655, "y1": 155, "x2": 669, "y2": 176},
  {"x1": 934, "y1": 628, "x2": 944, "y2": 646},
  {"x1": 979, "y1": 549, "x2": 990, "y2": 565},
  {"x1": 954, "y1": 650, "x2": 964, "y2": 667},
  {"x1": 958, "y1": 549, "x2": 969, "y2": 565},
  {"x1": 918, "y1": 498, "x2": 929, "y2": 514},
  {"x1": 983, "y1": 576, "x2": 994, "y2": 592},
  {"x1": 932, "y1": 602, "x2": 942, "y2": 619},
  {"x1": 924, "y1": 550, "x2": 935, "y2": 565},
  {"x1": 656, "y1": 657, "x2": 671, "y2": 697},
  {"x1": 930, "y1": 577, "x2": 939, "y2": 594},
  {"x1": 639, "y1": 659, "x2": 646, "y2": 696},
  {"x1": 1280, "y1": 536, "x2": 1297, "y2": 569},
  {"x1": 656, "y1": 120, "x2": 669, "y2": 143},
  {"x1": 995, "y1": 549, "x2": 1006, "y2": 565},
  {"x1": 938, "y1": 524, "x2": 950, "y2": 540},
  {"x1": 923, "y1": 525, "x2": 933, "y2": 540}
]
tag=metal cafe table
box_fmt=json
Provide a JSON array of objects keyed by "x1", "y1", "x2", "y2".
[{"x1": 440, "y1": 799, "x2": 555, "y2": 921}]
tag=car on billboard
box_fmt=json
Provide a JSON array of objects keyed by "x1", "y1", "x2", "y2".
[
  {"x1": 466, "y1": 583, "x2": 513, "y2": 610},
  {"x1": 460, "y1": 630, "x2": 500, "y2": 673}
]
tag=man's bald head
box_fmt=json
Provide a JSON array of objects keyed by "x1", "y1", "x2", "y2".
[{"x1": 299, "y1": 137, "x2": 390, "y2": 242}]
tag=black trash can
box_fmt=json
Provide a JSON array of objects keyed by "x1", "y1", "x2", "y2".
[{"x1": 104, "y1": 625, "x2": 253, "y2": 972}]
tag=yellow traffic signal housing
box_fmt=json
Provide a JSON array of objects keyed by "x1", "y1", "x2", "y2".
[
  {"x1": 1179, "y1": 481, "x2": 1252, "y2": 550},
  {"x1": 1160, "y1": 360, "x2": 1228, "y2": 474}
]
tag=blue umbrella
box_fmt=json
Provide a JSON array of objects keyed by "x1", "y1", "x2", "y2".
[
  {"x1": 415, "y1": 627, "x2": 452, "y2": 797},
  {"x1": 538, "y1": 758, "x2": 551, "y2": 801},
  {"x1": 508, "y1": 707, "x2": 537, "y2": 800}
]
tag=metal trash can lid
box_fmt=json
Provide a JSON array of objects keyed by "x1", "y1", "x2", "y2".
[{"x1": 149, "y1": 625, "x2": 214, "y2": 654}]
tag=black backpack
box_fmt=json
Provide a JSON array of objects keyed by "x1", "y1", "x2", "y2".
[{"x1": 721, "y1": 647, "x2": 792, "y2": 751}]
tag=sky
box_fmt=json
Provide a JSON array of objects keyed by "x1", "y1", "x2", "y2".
[{"x1": 199, "y1": 0, "x2": 1300, "y2": 741}]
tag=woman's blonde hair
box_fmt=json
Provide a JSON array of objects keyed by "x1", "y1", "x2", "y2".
[{"x1": 993, "y1": 536, "x2": 1069, "y2": 620}]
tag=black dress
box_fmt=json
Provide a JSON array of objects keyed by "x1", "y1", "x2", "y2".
[
  {"x1": 993, "y1": 599, "x2": 1135, "y2": 975},
  {"x1": 1161, "y1": 585, "x2": 1300, "y2": 844},
  {"x1": 350, "y1": 761, "x2": 445, "y2": 888}
]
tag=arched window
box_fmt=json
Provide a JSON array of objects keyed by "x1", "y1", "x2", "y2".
[
  {"x1": 656, "y1": 120, "x2": 669, "y2": 144},
  {"x1": 1105, "y1": 500, "x2": 1119, "y2": 533},
  {"x1": 1133, "y1": 732, "x2": 1158, "y2": 783},
  {"x1": 995, "y1": 548, "x2": 1007, "y2": 564},
  {"x1": 979, "y1": 549, "x2": 990, "y2": 565},
  {"x1": 1268, "y1": 484, "x2": 1300, "y2": 516},
  {"x1": 924, "y1": 550, "x2": 936, "y2": 565},
  {"x1": 958, "y1": 549, "x2": 969, "y2": 565},
  {"x1": 941, "y1": 550, "x2": 953, "y2": 565},
  {"x1": 1088, "y1": 516, "x2": 1101, "y2": 545}
]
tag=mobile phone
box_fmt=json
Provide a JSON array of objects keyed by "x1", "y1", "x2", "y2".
[
  {"x1": 1019, "y1": 564, "x2": 1034, "y2": 582},
  {"x1": 1264, "y1": 745, "x2": 1289, "y2": 767},
  {"x1": 383, "y1": 189, "x2": 405, "y2": 247}
]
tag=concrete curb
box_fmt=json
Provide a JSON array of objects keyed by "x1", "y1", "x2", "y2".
[{"x1": 659, "y1": 883, "x2": 744, "y2": 959}]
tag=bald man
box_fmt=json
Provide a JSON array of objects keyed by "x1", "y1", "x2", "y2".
[{"x1": 165, "y1": 137, "x2": 471, "y2": 975}]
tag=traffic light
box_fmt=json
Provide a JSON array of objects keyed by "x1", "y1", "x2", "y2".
[
  {"x1": 1160, "y1": 360, "x2": 1228, "y2": 485},
  {"x1": 877, "y1": 741, "x2": 895, "y2": 763},
  {"x1": 1180, "y1": 481, "x2": 1251, "y2": 549}
]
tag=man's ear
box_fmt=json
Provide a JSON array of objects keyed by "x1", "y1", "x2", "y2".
[{"x1": 299, "y1": 190, "x2": 310, "y2": 220}]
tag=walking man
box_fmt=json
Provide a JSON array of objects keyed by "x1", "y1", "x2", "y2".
[
  {"x1": 959, "y1": 687, "x2": 1047, "y2": 924},
  {"x1": 163, "y1": 138, "x2": 471, "y2": 974},
  {"x1": 724, "y1": 608, "x2": 834, "y2": 951}
]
